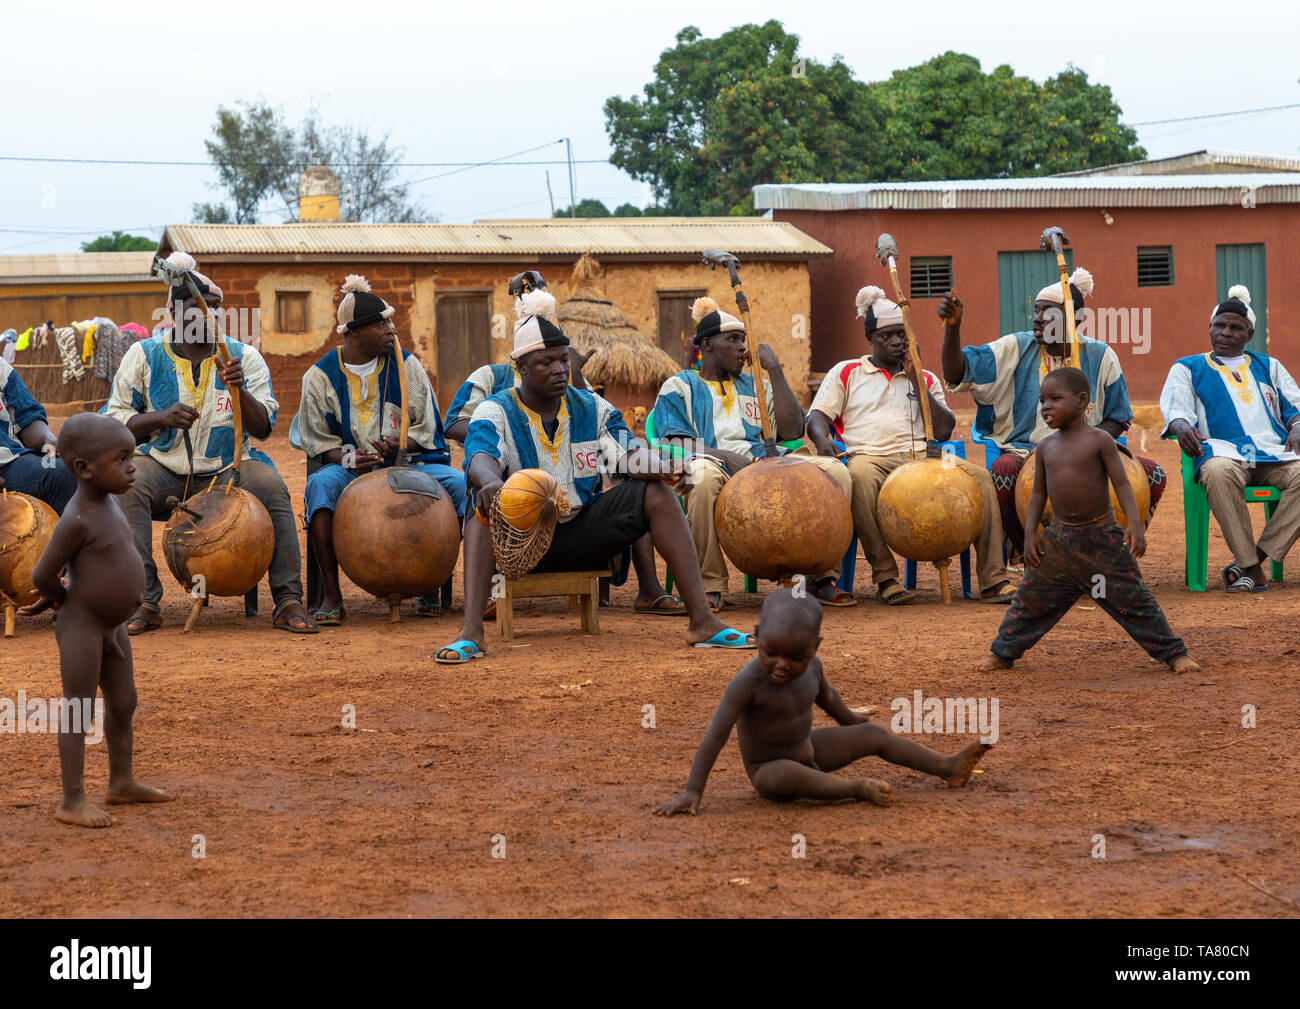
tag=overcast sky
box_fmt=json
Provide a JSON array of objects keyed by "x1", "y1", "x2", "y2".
[{"x1": 4, "y1": 0, "x2": 1297, "y2": 254}]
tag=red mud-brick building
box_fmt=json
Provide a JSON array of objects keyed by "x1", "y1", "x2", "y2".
[
  {"x1": 756, "y1": 150, "x2": 1300, "y2": 403},
  {"x1": 156, "y1": 219, "x2": 829, "y2": 418}
]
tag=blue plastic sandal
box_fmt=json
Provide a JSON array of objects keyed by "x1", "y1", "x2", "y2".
[
  {"x1": 435, "y1": 640, "x2": 485, "y2": 664},
  {"x1": 693, "y1": 629, "x2": 756, "y2": 649}
]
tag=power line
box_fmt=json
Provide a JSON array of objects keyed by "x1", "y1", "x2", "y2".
[
  {"x1": 1129, "y1": 102, "x2": 1300, "y2": 127},
  {"x1": 443, "y1": 197, "x2": 553, "y2": 223},
  {"x1": 404, "y1": 141, "x2": 567, "y2": 187},
  {"x1": 0, "y1": 225, "x2": 163, "y2": 237},
  {"x1": 0, "y1": 154, "x2": 609, "y2": 168}
]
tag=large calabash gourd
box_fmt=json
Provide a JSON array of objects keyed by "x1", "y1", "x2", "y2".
[
  {"x1": 0, "y1": 491, "x2": 58, "y2": 637},
  {"x1": 333, "y1": 467, "x2": 461, "y2": 605},
  {"x1": 877, "y1": 456, "x2": 982, "y2": 561},
  {"x1": 163, "y1": 485, "x2": 274, "y2": 597},
  {"x1": 1015, "y1": 449, "x2": 1150, "y2": 531},
  {"x1": 714, "y1": 457, "x2": 853, "y2": 580}
]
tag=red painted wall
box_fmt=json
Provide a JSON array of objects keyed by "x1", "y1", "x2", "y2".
[{"x1": 776, "y1": 204, "x2": 1300, "y2": 403}]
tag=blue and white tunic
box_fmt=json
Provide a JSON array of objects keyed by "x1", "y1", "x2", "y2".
[
  {"x1": 446, "y1": 362, "x2": 593, "y2": 428},
  {"x1": 0, "y1": 358, "x2": 44, "y2": 467},
  {"x1": 464, "y1": 386, "x2": 637, "y2": 520},
  {"x1": 447, "y1": 364, "x2": 515, "y2": 428},
  {"x1": 1160, "y1": 351, "x2": 1300, "y2": 475},
  {"x1": 948, "y1": 332, "x2": 1132, "y2": 455},
  {"x1": 298, "y1": 346, "x2": 450, "y2": 466},
  {"x1": 105, "y1": 336, "x2": 278, "y2": 475},
  {"x1": 652, "y1": 370, "x2": 780, "y2": 460}
]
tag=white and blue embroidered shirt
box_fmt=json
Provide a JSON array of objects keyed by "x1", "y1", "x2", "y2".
[
  {"x1": 464, "y1": 386, "x2": 637, "y2": 520},
  {"x1": 105, "y1": 336, "x2": 278, "y2": 476},
  {"x1": 298, "y1": 347, "x2": 449, "y2": 466},
  {"x1": 1160, "y1": 351, "x2": 1300, "y2": 474},
  {"x1": 948, "y1": 332, "x2": 1132, "y2": 456},
  {"x1": 0, "y1": 358, "x2": 45, "y2": 467},
  {"x1": 652, "y1": 370, "x2": 779, "y2": 460}
]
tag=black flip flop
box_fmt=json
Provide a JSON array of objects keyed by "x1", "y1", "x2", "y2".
[
  {"x1": 273, "y1": 603, "x2": 321, "y2": 634},
  {"x1": 877, "y1": 579, "x2": 918, "y2": 606}
]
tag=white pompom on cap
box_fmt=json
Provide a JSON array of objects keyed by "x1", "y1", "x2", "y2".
[
  {"x1": 517, "y1": 289, "x2": 557, "y2": 321},
  {"x1": 855, "y1": 285, "x2": 887, "y2": 319},
  {"x1": 1069, "y1": 268, "x2": 1094, "y2": 299},
  {"x1": 341, "y1": 274, "x2": 371, "y2": 294},
  {"x1": 1228, "y1": 283, "x2": 1251, "y2": 306},
  {"x1": 165, "y1": 250, "x2": 197, "y2": 273},
  {"x1": 691, "y1": 296, "x2": 720, "y2": 323}
]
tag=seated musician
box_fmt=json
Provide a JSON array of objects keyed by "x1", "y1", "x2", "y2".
[
  {"x1": 297, "y1": 275, "x2": 467, "y2": 625},
  {"x1": 806, "y1": 286, "x2": 1013, "y2": 606},
  {"x1": 653, "y1": 296, "x2": 856, "y2": 609},
  {"x1": 434, "y1": 289, "x2": 753, "y2": 663},
  {"x1": 106, "y1": 251, "x2": 317, "y2": 634}
]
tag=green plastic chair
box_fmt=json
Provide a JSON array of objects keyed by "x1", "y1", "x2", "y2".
[
  {"x1": 646, "y1": 407, "x2": 807, "y2": 595},
  {"x1": 1176, "y1": 439, "x2": 1283, "y2": 591}
]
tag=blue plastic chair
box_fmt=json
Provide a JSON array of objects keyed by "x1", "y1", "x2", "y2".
[{"x1": 901, "y1": 440, "x2": 973, "y2": 598}]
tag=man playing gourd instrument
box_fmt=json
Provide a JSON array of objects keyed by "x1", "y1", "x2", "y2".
[
  {"x1": 107, "y1": 251, "x2": 317, "y2": 634},
  {"x1": 297, "y1": 275, "x2": 467, "y2": 625},
  {"x1": 806, "y1": 287, "x2": 1014, "y2": 606},
  {"x1": 434, "y1": 290, "x2": 753, "y2": 663},
  {"x1": 654, "y1": 296, "x2": 856, "y2": 609}
]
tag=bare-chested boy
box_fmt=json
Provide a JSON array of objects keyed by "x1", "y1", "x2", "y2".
[
  {"x1": 980, "y1": 367, "x2": 1199, "y2": 673},
  {"x1": 655, "y1": 591, "x2": 990, "y2": 815},
  {"x1": 23, "y1": 413, "x2": 174, "y2": 827}
]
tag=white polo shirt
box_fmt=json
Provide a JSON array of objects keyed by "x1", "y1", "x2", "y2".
[{"x1": 811, "y1": 356, "x2": 946, "y2": 456}]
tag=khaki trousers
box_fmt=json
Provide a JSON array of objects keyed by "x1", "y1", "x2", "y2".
[
  {"x1": 1199, "y1": 457, "x2": 1300, "y2": 567},
  {"x1": 839, "y1": 452, "x2": 1008, "y2": 592},
  {"x1": 683, "y1": 454, "x2": 851, "y2": 594}
]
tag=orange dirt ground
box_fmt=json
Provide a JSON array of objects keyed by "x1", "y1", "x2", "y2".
[{"x1": 1, "y1": 419, "x2": 1297, "y2": 918}]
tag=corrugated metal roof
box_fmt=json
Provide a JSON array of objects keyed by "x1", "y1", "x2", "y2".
[
  {"x1": 161, "y1": 218, "x2": 832, "y2": 258},
  {"x1": 754, "y1": 173, "x2": 1300, "y2": 212},
  {"x1": 0, "y1": 251, "x2": 157, "y2": 284},
  {"x1": 1055, "y1": 149, "x2": 1300, "y2": 177}
]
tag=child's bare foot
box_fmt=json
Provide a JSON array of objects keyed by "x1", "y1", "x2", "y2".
[
  {"x1": 55, "y1": 796, "x2": 115, "y2": 828},
  {"x1": 942, "y1": 742, "x2": 992, "y2": 788},
  {"x1": 855, "y1": 778, "x2": 892, "y2": 806},
  {"x1": 977, "y1": 654, "x2": 1013, "y2": 671},
  {"x1": 105, "y1": 780, "x2": 174, "y2": 805},
  {"x1": 1168, "y1": 654, "x2": 1200, "y2": 673}
]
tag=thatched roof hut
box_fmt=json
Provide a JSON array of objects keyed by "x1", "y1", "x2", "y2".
[{"x1": 557, "y1": 254, "x2": 679, "y2": 391}]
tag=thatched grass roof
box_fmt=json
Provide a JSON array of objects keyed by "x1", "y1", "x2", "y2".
[{"x1": 557, "y1": 254, "x2": 679, "y2": 390}]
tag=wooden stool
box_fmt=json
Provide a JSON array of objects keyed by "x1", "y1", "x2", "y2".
[{"x1": 497, "y1": 569, "x2": 610, "y2": 640}]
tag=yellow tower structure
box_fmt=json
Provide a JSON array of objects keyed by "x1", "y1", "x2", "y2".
[{"x1": 298, "y1": 166, "x2": 341, "y2": 222}]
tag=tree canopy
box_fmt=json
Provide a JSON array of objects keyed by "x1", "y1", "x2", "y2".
[
  {"x1": 604, "y1": 24, "x2": 1145, "y2": 215},
  {"x1": 80, "y1": 231, "x2": 157, "y2": 252},
  {"x1": 552, "y1": 199, "x2": 664, "y2": 217},
  {"x1": 192, "y1": 101, "x2": 430, "y2": 224}
]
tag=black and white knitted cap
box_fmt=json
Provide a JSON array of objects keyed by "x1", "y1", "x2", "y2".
[{"x1": 336, "y1": 275, "x2": 395, "y2": 335}]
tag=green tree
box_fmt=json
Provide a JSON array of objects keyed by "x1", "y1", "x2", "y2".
[
  {"x1": 612, "y1": 203, "x2": 645, "y2": 217},
  {"x1": 604, "y1": 28, "x2": 1145, "y2": 212},
  {"x1": 192, "y1": 101, "x2": 296, "y2": 223},
  {"x1": 604, "y1": 21, "x2": 885, "y2": 215},
  {"x1": 80, "y1": 231, "x2": 157, "y2": 252},
  {"x1": 553, "y1": 198, "x2": 613, "y2": 217},
  {"x1": 873, "y1": 53, "x2": 1143, "y2": 179},
  {"x1": 192, "y1": 100, "x2": 430, "y2": 224}
]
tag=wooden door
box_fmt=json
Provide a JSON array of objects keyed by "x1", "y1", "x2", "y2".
[
  {"x1": 656, "y1": 290, "x2": 706, "y2": 367},
  {"x1": 996, "y1": 249, "x2": 1073, "y2": 337},
  {"x1": 1215, "y1": 243, "x2": 1267, "y2": 355},
  {"x1": 434, "y1": 292, "x2": 491, "y2": 410}
]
